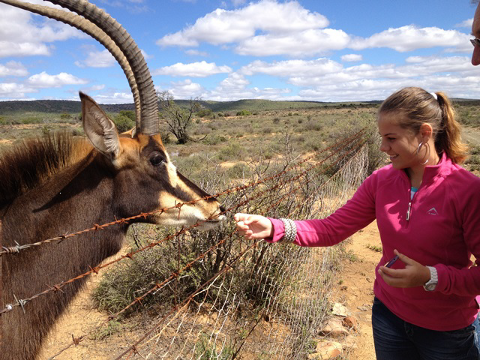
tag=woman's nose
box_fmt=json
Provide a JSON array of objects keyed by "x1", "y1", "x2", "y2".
[{"x1": 379, "y1": 140, "x2": 388, "y2": 152}]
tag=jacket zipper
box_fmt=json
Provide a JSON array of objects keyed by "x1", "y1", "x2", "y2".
[
  {"x1": 406, "y1": 200, "x2": 412, "y2": 221},
  {"x1": 406, "y1": 187, "x2": 419, "y2": 221}
]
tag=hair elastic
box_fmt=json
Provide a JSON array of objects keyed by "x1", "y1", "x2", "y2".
[{"x1": 430, "y1": 92, "x2": 438, "y2": 100}]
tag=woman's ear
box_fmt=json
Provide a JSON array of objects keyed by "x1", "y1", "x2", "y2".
[{"x1": 419, "y1": 123, "x2": 433, "y2": 142}]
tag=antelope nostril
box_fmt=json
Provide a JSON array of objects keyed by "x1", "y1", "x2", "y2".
[{"x1": 220, "y1": 206, "x2": 226, "y2": 213}]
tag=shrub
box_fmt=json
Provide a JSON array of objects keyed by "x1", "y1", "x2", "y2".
[
  {"x1": 226, "y1": 163, "x2": 252, "y2": 179},
  {"x1": 119, "y1": 110, "x2": 135, "y2": 122},
  {"x1": 113, "y1": 114, "x2": 135, "y2": 133},
  {"x1": 203, "y1": 135, "x2": 227, "y2": 145},
  {"x1": 196, "y1": 108, "x2": 213, "y2": 118},
  {"x1": 236, "y1": 110, "x2": 251, "y2": 116},
  {"x1": 217, "y1": 142, "x2": 243, "y2": 161}
]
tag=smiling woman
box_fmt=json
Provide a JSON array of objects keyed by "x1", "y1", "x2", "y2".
[{"x1": 235, "y1": 86, "x2": 480, "y2": 360}]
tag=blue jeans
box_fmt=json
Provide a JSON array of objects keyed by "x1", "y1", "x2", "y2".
[{"x1": 372, "y1": 297, "x2": 480, "y2": 360}]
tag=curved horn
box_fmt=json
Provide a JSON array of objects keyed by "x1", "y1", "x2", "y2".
[
  {"x1": 0, "y1": 0, "x2": 142, "y2": 129},
  {"x1": 46, "y1": 0, "x2": 159, "y2": 135}
]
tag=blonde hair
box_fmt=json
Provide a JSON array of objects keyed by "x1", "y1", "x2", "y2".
[{"x1": 379, "y1": 87, "x2": 468, "y2": 164}]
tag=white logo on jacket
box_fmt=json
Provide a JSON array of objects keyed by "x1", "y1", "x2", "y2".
[{"x1": 427, "y1": 208, "x2": 438, "y2": 215}]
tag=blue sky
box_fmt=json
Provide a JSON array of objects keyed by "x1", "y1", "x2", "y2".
[{"x1": 0, "y1": 0, "x2": 479, "y2": 103}]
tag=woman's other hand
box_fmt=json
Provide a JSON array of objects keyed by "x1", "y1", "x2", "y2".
[
  {"x1": 234, "y1": 213, "x2": 273, "y2": 240},
  {"x1": 377, "y1": 249, "x2": 431, "y2": 288}
]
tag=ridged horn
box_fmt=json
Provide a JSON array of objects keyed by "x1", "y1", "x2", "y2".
[
  {"x1": 0, "y1": 0, "x2": 142, "y2": 129},
  {"x1": 45, "y1": 0, "x2": 160, "y2": 135}
]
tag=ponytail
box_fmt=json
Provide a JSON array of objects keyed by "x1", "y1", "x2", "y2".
[{"x1": 435, "y1": 92, "x2": 468, "y2": 164}]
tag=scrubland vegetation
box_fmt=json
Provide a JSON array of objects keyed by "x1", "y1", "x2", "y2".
[{"x1": 1, "y1": 98, "x2": 479, "y2": 358}]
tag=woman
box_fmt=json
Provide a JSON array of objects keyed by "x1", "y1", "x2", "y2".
[{"x1": 235, "y1": 87, "x2": 480, "y2": 360}]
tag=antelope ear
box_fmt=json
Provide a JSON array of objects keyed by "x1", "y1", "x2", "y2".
[{"x1": 80, "y1": 92, "x2": 121, "y2": 159}]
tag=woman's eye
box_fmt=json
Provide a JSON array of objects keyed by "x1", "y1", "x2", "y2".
[{"x1": 150, "y1": 154, "x2": 165, "y2": 166}]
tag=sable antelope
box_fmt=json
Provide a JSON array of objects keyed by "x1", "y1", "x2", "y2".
[{"x1": 0, "y1": 1, "x2": 225, "y2": 359}]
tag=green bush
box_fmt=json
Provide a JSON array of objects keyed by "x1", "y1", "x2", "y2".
[
  {"x1": 236, "y1": 110, "x2": 251, "y2": 116},
  {"x1": 203, "y1": 135, "x2": 227, "y2": 145},
  {"x1": 226, "y1": 163, "x2": 251, "y2": 179},
  {"x1": 217, "y1": 142, "x2": 243, "y2": 161},
  {"x1": 119, "y1": 110, "x2": 135, "y2": 122},
  {"x1": 113, "y1": 114, "x2": 135, "y2": 133},
  {"x1": 196, "y1": 108, "x2": 213, "y2": 118}
]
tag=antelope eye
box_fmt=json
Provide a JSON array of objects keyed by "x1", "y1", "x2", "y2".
[{"x1": 149, "y1": 153, "x2": 165, "y2": 166}]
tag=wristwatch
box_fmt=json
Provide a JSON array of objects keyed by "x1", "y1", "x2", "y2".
[{"x1": 423, "y1": 266, "x2": 438, "y2": 291}]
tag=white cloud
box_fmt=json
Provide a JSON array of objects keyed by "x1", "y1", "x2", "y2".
[
  {"x1": 0, "y1": 61, "x2": 28, "y2": 77},
  {"x1": 75, "y1": 49, "x2": 116, "y2": 68},
  {"x1": 0, "y1": 82, "x2": 37, "y2": 98},
  {"x1": 157, "y1": 0, "x2": 329, "y2": 50},
  {"x1": 90, "y1": 91, "x2": 134, "y2": 104},
  {"x1": 185, "y1": 49, "x2": 209, "y2": 57},
  {"x1": 351, "y1": 25, "x2": 468, "y2": 52},
  {"x1": 26, "y1": 71, "x2": 88, "y2": 87},
  {"x1": 0, "y1": 41, "x2": 51, "y2": 58},
  {"x1": 157, "y1": 79, "x2": 205, "y2": 99},
  {"x1": 0, "y1": 2, "x2": 85, "y2": 58},
  {"x1": 236, "y1": 28, "x2": 350, "y2": 57},
  {"x1": 152, "y1": 61, "x2": 232, "y2": 77},
  {"x1": 240, "y1": 58, "x2": 342, "y2": 77},
  {"x1": 455, "y1": 18, "x2": 473, "y2": 28},
  {"x1": 341, "y1": 54, "x2": 363, "y2": 62},
  {"x1": 83, "y1": 84, "x2": 106, "y2": 92}
]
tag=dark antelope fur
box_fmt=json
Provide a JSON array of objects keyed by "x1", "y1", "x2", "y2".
[{"x1": 0, "y1": 1, "x2": 225, "y2": 359}]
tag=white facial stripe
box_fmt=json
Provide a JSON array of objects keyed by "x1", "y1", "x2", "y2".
[{"x1": 167, "y1": 161, "x2": 178, "y2": 188}]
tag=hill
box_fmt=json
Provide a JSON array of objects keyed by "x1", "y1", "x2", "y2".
[
  {"x1": 0, "y1": 98, "x2": 478, "y2": 115},
  {"x1": 0, "y1": 99, "x2": 381, "y2": 115}
]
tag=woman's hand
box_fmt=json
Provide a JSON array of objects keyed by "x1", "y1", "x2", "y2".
[
  {"x1": 234, "y1": 213, "x2": 273, "y2": 240},
  {"x1": 377, "y1": 249, "x2": 432, "y2": 288}
]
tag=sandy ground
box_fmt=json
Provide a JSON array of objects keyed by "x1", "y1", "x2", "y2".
[{"x1": 334, "y1": 221, "x2": 382, "y2": 360}]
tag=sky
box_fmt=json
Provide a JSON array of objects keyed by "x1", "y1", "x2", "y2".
[{"x1": 0, "y1": 0, "x2": 479, "y2": 103}]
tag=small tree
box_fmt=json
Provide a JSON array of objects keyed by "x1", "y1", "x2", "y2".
[{"x1": 157, "y1": 91, "x2": 200, "y2": 144}]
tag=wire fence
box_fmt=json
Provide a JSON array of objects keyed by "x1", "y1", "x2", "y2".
[{"x1": 2, "y1": 130, "x2": 370, "y2": 359}]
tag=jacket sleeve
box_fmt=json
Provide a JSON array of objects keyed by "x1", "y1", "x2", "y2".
[
  {"x1": 435, "y1": 181, "x2": 480, "y2": 297},
  {"x1": 268, "y1": 173, "x2": 377, "y2": 247}
]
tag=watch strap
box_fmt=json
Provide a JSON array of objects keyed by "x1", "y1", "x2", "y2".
[{"x1": 423, "y1": 266, "x2": 438, "y2": 291}]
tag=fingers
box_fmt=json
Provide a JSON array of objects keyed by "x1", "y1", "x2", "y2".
[
  {"x1": 234, "y1": 213, "x2": 248, "y2": 222},
  {"x1": 394, "y1": 249, "x2": 417, "y2": 266},
  {"x1": 378, "y1": 249, "x2": 430, "y2": 288}
]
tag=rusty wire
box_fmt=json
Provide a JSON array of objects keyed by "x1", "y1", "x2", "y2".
[
  {"x1": 2, "y1": 130, "x2": 368, "y2": 359},
  {"x1": 0, "y1": 128, "x2": 365, "y2": 257},
  {"x1": 41, "y1": 135, "x2": 368, "y2": 358}
]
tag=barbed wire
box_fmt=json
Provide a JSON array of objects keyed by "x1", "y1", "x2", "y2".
[
  {"x1": 44, "y1": 138, "x2": 363, "y2": 358},
  {"x1": 2, "y1": 130, "x2": 370, "y2": 359},
  {"x1": 0, "y1": 128, "x2": 365, "y2": 257},
  {"x1": 0, "y1": 133, "x2": 366, "y2": 318}
]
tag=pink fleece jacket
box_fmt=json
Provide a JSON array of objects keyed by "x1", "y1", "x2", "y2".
[{"x1": 268, "y1": 153, "x2": 480, "y2": 331}]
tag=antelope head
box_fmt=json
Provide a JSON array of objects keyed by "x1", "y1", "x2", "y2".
[{"x1": 2, "y1": 0, "x2": 225, "y2": 229}]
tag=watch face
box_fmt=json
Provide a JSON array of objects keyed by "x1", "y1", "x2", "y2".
[{"x1": 425, "y1": 283, "x2": 436, "y2": 291}]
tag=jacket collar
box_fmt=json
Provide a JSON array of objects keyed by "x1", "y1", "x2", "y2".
[{"x1": 420, "y1": 152, "x2": 452, "y2": 185}]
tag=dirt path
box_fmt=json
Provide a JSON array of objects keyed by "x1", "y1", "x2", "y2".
[{"x1": 334, "y1": 221, "x2": 382, "y2": 360}]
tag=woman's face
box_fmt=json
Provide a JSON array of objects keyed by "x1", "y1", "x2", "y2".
[{"x1": 377, "y1": 112, "x2": 423, "y2": 171}]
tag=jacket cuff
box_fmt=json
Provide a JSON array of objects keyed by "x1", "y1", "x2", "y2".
[
  {"x1": 266, "y1": 218, "x2": 285, "y2": 243},
  {"x1": 434, "y1": 264, "x2": 446, "y2": 292}
]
